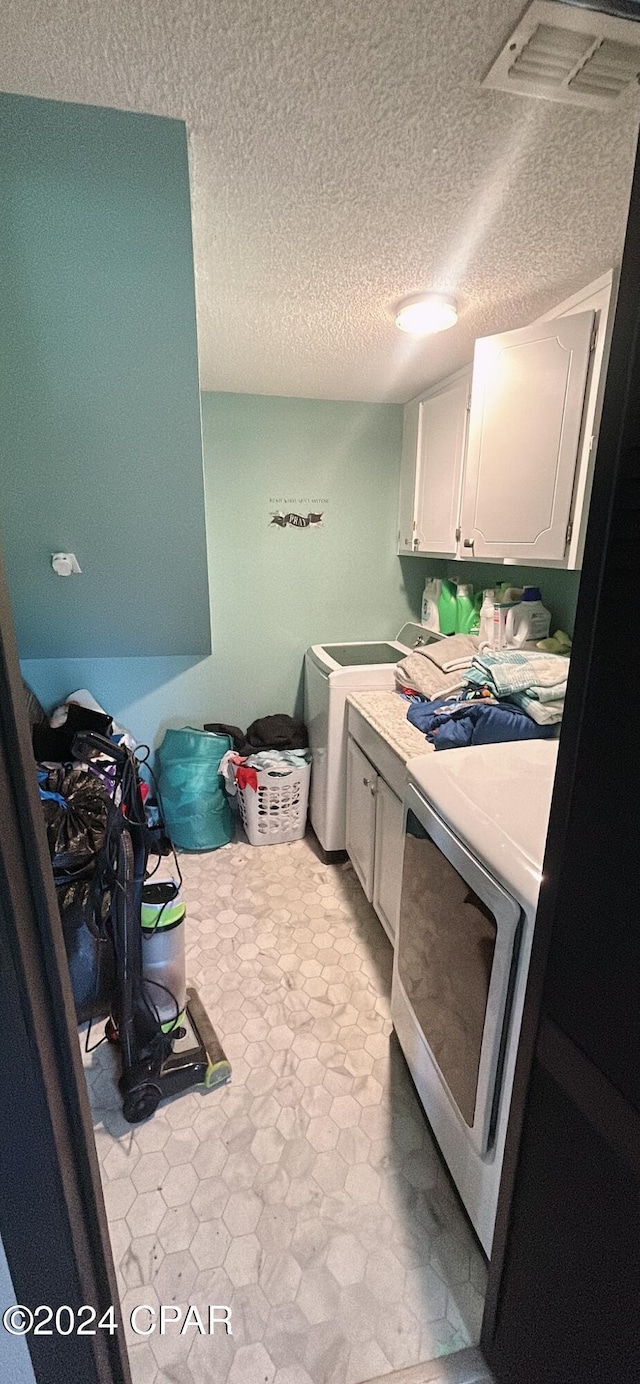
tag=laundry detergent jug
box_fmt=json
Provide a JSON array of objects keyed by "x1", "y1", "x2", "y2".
[{"x1": 506, "y1": 587, "x2": 551, "y2": 647}]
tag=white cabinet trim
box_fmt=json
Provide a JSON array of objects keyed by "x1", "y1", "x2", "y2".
[
  {"x1": 535, "y1": 269, "x2": 617, "y2": 570},
  {"x1": 414, "y1": 371, "x2": 470, "y2": 557}
]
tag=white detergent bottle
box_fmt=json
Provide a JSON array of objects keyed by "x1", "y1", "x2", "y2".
[
  {"x1": 478, "y1": 590, "x2": 495, "y2": 648},
  {"x1": 421, "y1": 577, "x2": 442, "y2": 632},
  {"x1": 506, "y1": 587, "x2": 551, "y2": 646}
]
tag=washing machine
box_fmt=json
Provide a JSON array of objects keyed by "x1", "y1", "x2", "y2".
[
  {"x1": 392, "y1": 737, "x2": 559, "y2": 1254},
  {"x1": 304, "y1": 622, "x2": 438, "y2": 853}
]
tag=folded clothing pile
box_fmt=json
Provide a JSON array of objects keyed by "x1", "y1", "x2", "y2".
[
  {"x1": 395, "y1": 634, "x2": 479, "y2": 702},
  {"x1": 465, "y1": 649, "x2": 568, "y2": 725},
  {"x1": 406, "y1": 647, "x2": 569, "y2": 750}
]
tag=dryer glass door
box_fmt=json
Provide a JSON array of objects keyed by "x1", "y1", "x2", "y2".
[{"x1": 397, "y1": 794, "x2": 522, "y2": 1153}]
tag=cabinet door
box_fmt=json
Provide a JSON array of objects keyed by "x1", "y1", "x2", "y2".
[
  {"x1": 414, "y1": 372, "x2": 470, "y2": 555},
  {"x1": 461, "y1": 310, "x2": 594, "y2": 562},
  {"x1": 397, "y1": 398, "x2": 419, "y2": 553},
  {"x1": 346, "y1": 738, "x2": 377, "y2": 901},
  {"x1": 373, "y1": 778, "x2": 404, "y2": 944}
]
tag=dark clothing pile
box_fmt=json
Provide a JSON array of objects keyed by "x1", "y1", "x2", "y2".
[{"x1": 204, "y1": 714, "x2": 308, "y2": 758}]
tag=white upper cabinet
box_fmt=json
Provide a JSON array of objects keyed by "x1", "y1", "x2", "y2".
[
  {"x1": 414, "y1": 372, "x2": 470, "y2": 556},
  {"x1": 397, "y1": 368, "x2": 470, "y2": 556},
  {"x1": 397, "y1": 272, "x2": 615, "y2": 570},
  {"x1": 459, "y1": 310, "x2": 595, "y2": 563}
]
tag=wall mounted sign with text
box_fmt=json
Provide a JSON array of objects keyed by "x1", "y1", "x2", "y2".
[{"x1": 269, "y1": 497, "x2": 328, "y2": 529}]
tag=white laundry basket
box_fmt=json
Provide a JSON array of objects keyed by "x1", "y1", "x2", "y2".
[{"x1": 237, "y1": 760, "x2": 311, "y2": 846}]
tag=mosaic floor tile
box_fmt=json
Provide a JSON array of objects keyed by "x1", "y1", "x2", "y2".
[{"x1": 84, "y1": 832, "x2": 487, "y2": 1383}]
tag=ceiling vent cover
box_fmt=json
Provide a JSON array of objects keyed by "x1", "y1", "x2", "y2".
[{"x1": 483, "y1": 1, "x2": 640, "y2": 109}]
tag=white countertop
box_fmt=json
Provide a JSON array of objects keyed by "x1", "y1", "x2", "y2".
[
  {"x1": 347, "y1": 690, "x2": 432, "y2": 763},
  {"x1": 406, "y1": 739, "x2": 559, "y2": 911}
]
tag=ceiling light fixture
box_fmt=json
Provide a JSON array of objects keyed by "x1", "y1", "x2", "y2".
[{"x1": 395, "y1": 292, "x2": 458, "y2": 336}]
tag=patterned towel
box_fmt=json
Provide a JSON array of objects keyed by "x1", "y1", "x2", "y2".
[
  {"x1": 507, "y1": 692, "x2": 564, "y2": 725},
  {"x1": 466, "y1": 650, "x2": 569, "y2": 701}
]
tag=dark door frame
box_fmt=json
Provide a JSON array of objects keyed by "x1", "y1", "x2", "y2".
[
  {"x1": 482, "y1": 82, "x2": 640, "y2": 1374},
  {"x1": 0, "y1": 547, "x2": 131, "y2": 1384}
]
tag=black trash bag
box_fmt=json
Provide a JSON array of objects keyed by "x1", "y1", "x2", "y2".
[
  {"x1": 42, "y1": 766, "x2": 111, "y2": 878},
  {"x1": 40, "y1": 767, "x2": 116, "y2": 1022}
]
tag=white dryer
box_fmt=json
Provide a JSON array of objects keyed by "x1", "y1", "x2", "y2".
[
  {"x1": 392, "y1": 738, "x2": 559, "y2": 1254},
  {"x1": 304, "y1": 623, "x2": 436, "y2": 853}
]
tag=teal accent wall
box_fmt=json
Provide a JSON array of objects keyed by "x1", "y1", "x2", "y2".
[
  {"x1": 22, "y1": 393, "x2": 422, "y2": 748},
  {"x1": 0, "y1": 93, "x2": 210, "y2": 659}
]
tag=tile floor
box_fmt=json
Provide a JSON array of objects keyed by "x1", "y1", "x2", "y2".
[{"x1": 84, "y1": 832, "x2": 487, "y2": 1384}]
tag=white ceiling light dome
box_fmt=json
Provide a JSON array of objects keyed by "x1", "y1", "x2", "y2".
[{"x1": 395, "y1": 292, "x2": 458, "y2": 336}]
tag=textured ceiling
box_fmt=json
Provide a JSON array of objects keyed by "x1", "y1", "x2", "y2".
[{"x1": 1, "y1": 0, "x2": 638, "y2": 401}]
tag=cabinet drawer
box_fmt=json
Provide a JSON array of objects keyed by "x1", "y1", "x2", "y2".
[{"x1": 347, "y1": 705, "x2": 406, "y2": 799}]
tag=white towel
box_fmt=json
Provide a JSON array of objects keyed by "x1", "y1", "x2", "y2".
[{"x1": 413, "y1": 634, "x2": 479, "y2": 674}]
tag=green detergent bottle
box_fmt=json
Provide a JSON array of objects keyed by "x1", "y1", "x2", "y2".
[
  {"x1": 438, "y1": 579, "x2": 458, "y2": 635},
  {"x1": 455, "y1": 583, "x2": 475, "y2": 634},
  {"x1": 468, "y1": 591, "x2": 483, "y2": 636}
]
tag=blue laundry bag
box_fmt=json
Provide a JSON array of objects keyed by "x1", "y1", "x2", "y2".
[{"x1": 156, "y1": 728, "x2": 234, "y2": 851}]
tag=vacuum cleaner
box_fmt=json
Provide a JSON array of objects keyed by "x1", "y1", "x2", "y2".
[{"x1": 61, "y1": 732, "x2": 231, "y2": 1123}]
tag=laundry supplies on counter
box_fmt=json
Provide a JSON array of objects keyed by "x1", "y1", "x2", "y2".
[
  {"x1": 505, "y1": 587, "x2": 552, "y2": 646},
  {"x1": 455, "y1": 583, "x2": 476, "y2": 634},
  {"x1": 437, "y1": 579, "x2": 458, "y2": 635}
]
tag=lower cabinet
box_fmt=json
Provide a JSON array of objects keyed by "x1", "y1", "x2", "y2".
[
  {"x1": 373, "y1": 777, "x2": 404, "y2": 943},
  {"x1": 346, "y1": 738, "x2": 378, "y2": 900},
  {"x1": 346, "y1": 735, "x2": 404, "y2": 944}
]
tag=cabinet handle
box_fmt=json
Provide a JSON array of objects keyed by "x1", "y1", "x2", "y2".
[
  {"x1": 363, "y1": 777, "x2": 376, "y2": 795},
  {"x1": 463, "y1": 537, "x2": 474, "y2": 550}
]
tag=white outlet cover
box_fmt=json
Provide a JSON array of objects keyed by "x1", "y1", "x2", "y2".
[{"x1": 51, "y1": 552, "x2": 82, "y2": 576}]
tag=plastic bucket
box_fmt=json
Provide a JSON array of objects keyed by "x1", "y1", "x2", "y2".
[{"x1": 156, "y1": 728, "x2": 234, "y2": 852}]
